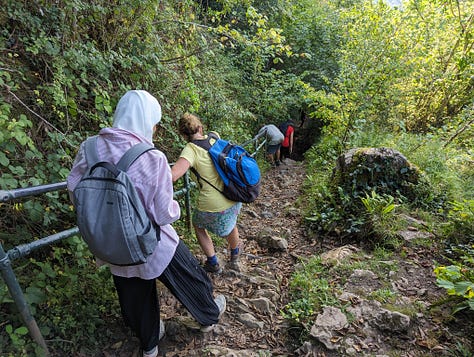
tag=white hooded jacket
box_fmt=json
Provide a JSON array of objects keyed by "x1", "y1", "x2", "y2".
[{"x1": 67, "y1": 90, "x2": 180, "y2": 279}]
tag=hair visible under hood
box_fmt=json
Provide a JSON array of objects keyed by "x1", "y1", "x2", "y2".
[{"x1": 112, "y1": 90, "x2": 162, "y2": 143}]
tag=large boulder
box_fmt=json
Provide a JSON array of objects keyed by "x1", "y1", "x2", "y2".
[{"x1": 333, "y1": 147, "x2": 422, "y2": 199}]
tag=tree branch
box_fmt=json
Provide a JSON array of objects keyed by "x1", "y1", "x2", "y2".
[
  {"x1": 443, "y1": 111, "x2": 474, "y2": 148},
  {"x1": 5, "y1": 85, "x2": 76, "y2": 149}
]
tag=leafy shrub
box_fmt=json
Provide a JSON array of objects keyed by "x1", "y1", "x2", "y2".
[
  {"x1": 359, "y1": 191, "x2": 405, "y2": 247},
  {"x1": 305, "y1": 146, "x2": 421, "y2": 242},
  {"x1": 434, "y1": 245, "x2": 474, "y2": 313},
  {"x1": 353, "y1": 129, "x2": 472, "y2": 206},
  {"x1": 444, "y1": 200, "x2": 474, "y2": 245},
  {"x1": 0, "y1": 237, "x2": 119, "y2": 355},
  {"x1": 303, "y1": 126, "x2": 469, "y2": 243}
]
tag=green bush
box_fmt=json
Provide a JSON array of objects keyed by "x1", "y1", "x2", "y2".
[
  {"x1": 434, "y1": 245, "x2": 474, "y2": 313},
  {"x1": 444, "y1": 200, "x2": 474, "y2": 245},
  {"x1": 303, "y1": 126, "x2": 471, "y2": 243},
  {"x1": 0, "y1": 237, "x2": 119, "y2": 355}
]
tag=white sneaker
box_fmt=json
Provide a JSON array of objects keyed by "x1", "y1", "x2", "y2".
[
  {"x1": 159, "y1": 319, "x2": 165, "y2": 340},
  {"x1": 215, "y1": 294, "x2": 226, "y2": 319},
  {"x1": 201, "y1": 294, "x2": 226, "y2": 332},
  {"x1": 143, "y1": 319, "x2": 164, "y2": 357},
  {"x1": 143, "y1": 345, "x2": 158, "y2": 357}
]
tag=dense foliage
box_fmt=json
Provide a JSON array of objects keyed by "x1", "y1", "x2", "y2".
[
  {"x1": 0, "y1": 0, "x2": 473, "y2": 355},
  {"x1": 300, "y1": 0, "x2": 474, "y2": 332}
]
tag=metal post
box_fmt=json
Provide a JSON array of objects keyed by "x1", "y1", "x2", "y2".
[
  {"x1": 0, "y1": 172, "x2": 203, "y2": 354},
  {"x1": 0, "y1": 243, "x2": 50, "y2": 356},
  {"x1": 184, "y1": 171, "x2": 193, "y2": 232}
]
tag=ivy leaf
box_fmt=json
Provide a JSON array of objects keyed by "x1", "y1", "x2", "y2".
[
  {"x1": 453, "y1": 281, "x2": 473, "y2": 296},
  {"x1": 15, "y1": 326, "x2": 29, "y2": 335},
  {"x1": 436, "y1": 278, "x2": 454, "y2": 291},
  {"x1": 0, "y1": 151, "x2": 9, "y2": 166},
  {"x1": 25, "y1": 286, "x2": 47, "y2": 305}
]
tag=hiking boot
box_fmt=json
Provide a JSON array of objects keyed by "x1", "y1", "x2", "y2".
[
  {"x1": 230, "y1": 241, "x2": 244, "y2": 263},
  {"x1": 228, "y1": 242, "x2": 243, "y2": 271},
  {"x1": 201, "y1": 294, "x2": 226, "y2": 332},
  {"x1": 203, "y1": 261, "x2": 223, "y2": 274},
  {"x1": 276, "y1": 160, "x2": 281, "y2": 166},
  {"x1": 227, "y1": 260, "x2": 241, "y2": 272}
]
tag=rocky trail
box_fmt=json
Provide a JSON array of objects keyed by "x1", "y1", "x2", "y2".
[
  {"x1": 103, "y1": 159, "x2": 473, "y2": 357},
  {"x1": 156, "y1": 158, "x2": 310, "y2": 356}
]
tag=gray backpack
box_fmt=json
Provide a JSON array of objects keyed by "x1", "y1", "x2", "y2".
[{"x1": 73, "y1": 136, "x2": 160, "y2": 266}]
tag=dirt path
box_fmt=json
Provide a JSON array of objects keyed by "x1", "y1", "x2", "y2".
[
  {"x1": 157, "y1": 159, "x2": 310, "y2": 356},
  {"x1": 101, "y1": 158, "x2": 474, "y2": 357}
]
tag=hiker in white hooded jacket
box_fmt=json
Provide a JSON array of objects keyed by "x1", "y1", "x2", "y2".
[{"x1": 67, "y1": 90, "x2": 225, "y2": 357}]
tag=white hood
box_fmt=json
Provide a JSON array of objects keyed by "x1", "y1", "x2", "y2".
[{"x1": 112, "y1": 90, "x2": 162, "y2": 142}]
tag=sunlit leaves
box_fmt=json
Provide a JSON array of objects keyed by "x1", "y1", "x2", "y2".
[
  {"x1": 334, "y1": 0, "x2": 474, "y2": 134},
  {"x1": 435, "y1": 260, "x2": 474, "y2": 313}
]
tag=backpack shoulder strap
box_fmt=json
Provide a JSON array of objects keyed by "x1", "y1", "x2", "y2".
[
  {"x1": 117, "y1": 143, "x2": 157, "y2": 171},
  {"x1": 208, "y1": 132, "x2": 219, "y2": 141},
  {"x1": 190, "y1": 167, "x2": 224, "y2": 194},
  {"x1": 83, "y1": 136, "x2": 100, "y2": 167},
  {"x1": 192, "y1": 132, "x2": 221, "y2": 151},
  {"x1": 192, "y1": 136, "x2": 210, "y2": 151},
  {"x1": 189, "y1": 132, "x2": 224, "y2": 194}
]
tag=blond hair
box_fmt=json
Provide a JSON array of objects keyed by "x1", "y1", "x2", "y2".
[{"x1": 178, "y1": 113, "x2": 203, "y2": 141}]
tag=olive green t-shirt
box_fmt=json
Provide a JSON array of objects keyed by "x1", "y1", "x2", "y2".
[{"x1": 179, "y1": 134, "x2": 236, "y2": 212}]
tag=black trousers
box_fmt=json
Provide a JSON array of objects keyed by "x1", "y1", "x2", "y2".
[
  {"x1": 280, "y1": 145, "x2": 291, "y2": 160},
  {"x1": 113, "y1": 240, "x2": 219, "y2": 351}
]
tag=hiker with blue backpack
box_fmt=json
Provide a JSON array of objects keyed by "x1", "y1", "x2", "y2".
[
  {"x1": 171, "y1": 113, "x2": 245, "y2": 274},
  {"x1": 67, "y1": 91, "x2": 225, "y2": 357},
  {"x1": 255, "y1": 123, "x2": 285, "y2": 167}
]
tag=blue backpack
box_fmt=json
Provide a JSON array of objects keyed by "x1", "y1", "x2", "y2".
[{"x1": 192, "y1": 132, "x2": 261, "y2": 203}]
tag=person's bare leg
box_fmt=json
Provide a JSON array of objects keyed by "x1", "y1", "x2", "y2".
[
  {"x1": 266, "y1": 153, "x2": 274, "y2": 165},
  {"x1": 225, "y1": 226, "x2": 240, "y2": 251},
  {"x1": 194, "y1": 225, "x2": 215, "y2": 257}
]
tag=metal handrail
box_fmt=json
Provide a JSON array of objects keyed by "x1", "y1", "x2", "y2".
[
  {"x1": 241, "y1": 136, "x2": 267, "y2": 157},
  {"x1": 0, "y1": 172, "x2": 195, "y2": 356},
  {"x1": 0, "y1": 135, "x2": 264, "y2": 355}
]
